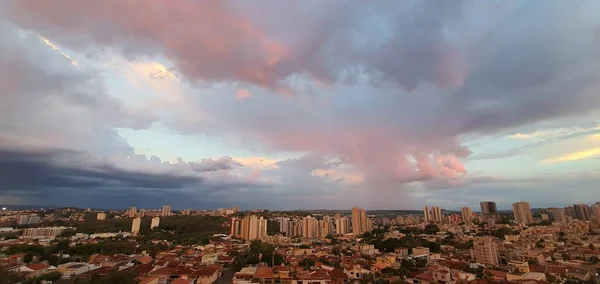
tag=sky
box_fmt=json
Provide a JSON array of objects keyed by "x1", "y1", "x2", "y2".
[{"x1": 1, "y1": 0, "x2": 600, "y2": 210}]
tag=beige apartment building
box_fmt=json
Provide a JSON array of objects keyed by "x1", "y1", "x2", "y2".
[
  {"x1": 473, "y1": 236, "x2": 500, "y2": 265},
  {"x1": 512, "y1": 201, "x2": 534, "y2": 224},
  {"x1": 352, "y1": 207, "x2": 368, "y2": 236}
]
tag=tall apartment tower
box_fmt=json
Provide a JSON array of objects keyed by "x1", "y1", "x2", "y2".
[
  {"x1": 352, "y1": 207, "x2": 368, "y2": 236},
  {"x1": 431, "y1": 206, "x2": 443, "y2": 223},
  {"x1": 161, "y1": 205, "x2": 171, "y2": 217},
  {"x1": 461, "y1": 207, "x2": 473, "y2": 224},
  {"x1": 480, "y1": 201, "x2": 498, "y2": 219},
  {"x1": 512, "y1": 201, "x2": 534, "y2": 224},
  {"x1": 473, "y1": 236, "x2": 500, "y2": 265},
  {"x1": 151, "y1": 217, "x2": 160, "y2": 229},
  {"x1": 335, "y1": 216, "x2": 350, "y2": 235},
  {"x1": 237, "y1": 215, "x2": 267, "y2": 241},
  {"x1": 573, "y1": 204, "x2": 592, "y2": 221},
  {"x1": 131, "y1": 217, "x2": 141, "y2": 236},
  {"x1": 139, "y1": 209, "x2": 145, "y2": 218},
  {"x1": 302, "y1": 216, "x2": 316, "y2": 238},
  {"x1": 230, "y1": 217, "x2": 241, "y2": 237},
  {"x1": 591, "y1": 204, "x2": 600, "y2": 224},
  {"x1": 548, "y1": 208, "x2": 565, "y2": 223},
  {"x1": 423, "y1": 206, "x2": 431, "y2": 223},
  {"x1": 128, "y1": 207, "x2": 137, "y2": 218}
]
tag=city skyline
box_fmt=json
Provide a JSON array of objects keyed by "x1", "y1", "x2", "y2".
[{"x1": 2, "y1": 1, "x2": 600, "y2": 209}]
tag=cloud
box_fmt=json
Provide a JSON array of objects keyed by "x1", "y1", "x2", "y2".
[
  {"x1": 2, "y1": 1, "x2": 600, "y2": 208},
  {"x1": 235, "y1": 89, "x2": 253, "y2": 100},
  {"x1": 543, "y1": 148, "x2": 600, "y2": 164},
  {"x1": 0, "y1": 146, "x2": 203, "y2": 191}
]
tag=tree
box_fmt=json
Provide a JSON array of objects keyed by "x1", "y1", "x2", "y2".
[
  {"x1": 0, "y1": 268, "x2": 26, "y2": 284},
  {"x1": 424, "y1": 224, "x2": 440, "y2": 235},
  {"x1": 23, "y1": 254, "x2": 33, "y2": 264},
  {"x1": 299, "y1": 258, "x2": 316, "y2": 269},
  {"x1": 75, "y1": 270, "x2": 140, "y2": 284}
]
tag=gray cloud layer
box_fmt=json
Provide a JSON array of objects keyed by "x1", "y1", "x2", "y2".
[{"x1": 1, "y1": 1, "x2": 600, "y2": 208}]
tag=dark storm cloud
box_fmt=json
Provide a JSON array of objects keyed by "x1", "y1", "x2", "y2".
[{"x1": 0, "y1": 146, "x2": 203, "y2": 191}]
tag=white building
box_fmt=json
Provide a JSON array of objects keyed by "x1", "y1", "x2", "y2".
[
  {"x1": 151, "y1": 217, "x2": 160, "y2": 229},
  {"x1": 131, "y1": 218, "x2": 141, "y2": 235},
  {"x1": 96, "y1": 213, "x2": 106, "y2": 220}
]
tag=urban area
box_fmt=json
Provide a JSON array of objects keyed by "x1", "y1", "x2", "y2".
[{"x1": 0, "y1": 201, "x2": 599, "y2": 284}]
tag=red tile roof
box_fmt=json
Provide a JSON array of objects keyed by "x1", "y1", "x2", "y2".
[{"x1": 26, "y1": 263, "x2": 50, "y2": 271}]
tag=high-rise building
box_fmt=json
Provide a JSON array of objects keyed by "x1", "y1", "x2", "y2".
[
  {"x1": 302, "y1": 216, "x2": 317, "y2": 238},
  {"x1": 573, "y1": 204, "x2": 592, "y2": 221},
  {"x1": 461, "y1": 207, "x2": 473, "y2": 224},
  {"x1": 548, "y1": 208, "x2": 565, "y2": 223},
  {"x1": 161, "y1": 205, "x2": 171, "y2": 217},
  {"x1": 473, "y1": 236, "x2": 500, "y2": 265},
  {"x1": 128, "y1": 207, "x2": 137, "y2": 218},
  {"x1": 151, "y1": 217, "x2": 160, "y2": 229},
  {"x1": 318, "y1": 220, "x2": 330, "y2": 239},
  {"x1": 131, "y1": 217, "x2": 141, "y2": 235},
  {"x1": 512, "y1": 201, "x2": 533, "y2": 225},
  {"x1": 233, "y1": 206, "x2": 240, "y2": 213},
  {"x1": 591, "y1": 204, "x2": 600, "y2": 224},
  {"x1": 139, "y1": 209, "x2": 145, "y2": 218},
  {"x1": 236, "y1": 215, "x2": 267, "y2": 241},
  {"x1": 277, "y1": 218, "x2": 289, "y2": 233},
  {"x1": 323, "y1": 216, "x2": 334, "y2": 234},
  {"x1": 431, "y1": 206, "x2": 443, "y2": 223},
  {"x1": 230, "y1": 217, "x2": 241, "y2": 237},
  {"x1": 335, "y1": 216, "x2": 350, "y2": 235},
  {"x1": 480, "y1": 201, "x2": 497, "y2": 216},
  {"x1": 96, "y1": 213, "x2": 106, "y2": 220},
  {"x1": 352, "y1": 207, "x2": 368, "y2": 236},
  {"x1": 423, "y1": 206, "x2": 431, "y2": 223},
  {"x1": 564, "y1": 206, "x2": 575, "y2": 217}
]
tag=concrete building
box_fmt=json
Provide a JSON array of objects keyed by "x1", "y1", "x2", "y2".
[
  {"x1": 461, "y1": 207, "x2": 473, "y2": 224},
  {"x1": 335, "y1": 216, "x2": 350, "y2": 235},
  {"x1": 317, "y1": 219, "x2": 330, "y2": 239},
  {"x1": 96, "y1": 213, "x2": 106, "y2": 220},
  {"x1": 473, "y1": 236, "x2": 500, "y2": 265},
  {"x1": 423, "y1": 206, "x2": 431, "y2": 223},
  {"x1": 161, "y1": 205, "x2": 171, "y2": 217},
  {"x1": 352, "y1": 207, "x2": 368, "y2": 236},
  {"x1": 302, "y1": 216, "x2": 317, "y2": 238},
  {"x1": 18, "y1": 215, "x2": 41, "y2": 225},
  {"x1": 480, "y1": 201, "x2": 497, "y2": 219},
  {"x1": 150, "y1": 217, "x2": 160, "y2": 229},
  {"x1": 512, "y1": 201, "x2": 534, "y2": 225},
  {"x1": 131, "y1": 217, "x2": 141, "y2": 236},
  {"x1": 230, "y1": 217, "x2": 241, "y2": 237},
  {"x1": 549, "y1": 208, "x2": 566, "y2": 223},
  {"x1": 431, "y1": 206, "x2": 443, "y2": 223},
  {"x1": 128, "y1": 207, "x2": 137, "y2": 218},
  {"x1": 573, "y1": 204, "x2": 591, "y2": 221},
  {"x1": 591, "y1": 204, "x2": 600, "y2": 224},
  {"x1": 139, "y1": 209, "x2": 145, "y2": 218},
  {"x1": 236, "y1": 215, "x2": 267, "y2": 241},
  {"x1": 22, "y1": 227, "x2": 73, "y2": 239}
]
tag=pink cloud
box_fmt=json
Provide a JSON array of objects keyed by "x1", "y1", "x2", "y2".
[{"x1": 235, "y1": 89, "x2": 253, "y2": 100}]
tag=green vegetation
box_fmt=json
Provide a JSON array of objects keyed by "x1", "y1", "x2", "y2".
[
  {"x1": 369, "y1": 235, "x2": 441, "y2": 254},
  {"x1": 232, "y1": 240, "x2": 284, "y2": 271},
  {"x1": 74, "y1": 270, "x2": 140, "y2": 284},
  {"x1": 0, "y1": 268, "x2": 25, "y2": 284},
  {"x1": 266, "y1": 219, "x2": 280, "y2": 235},
  {"x1": 22, "y1": 271, "x2": 63, "y2": 284},
  {"x1": 529, "y1": 220, "x2": 552, "y2": 226},
  {"x1": 0, "y1": 268, "x2": 62, "y2": 284}
]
